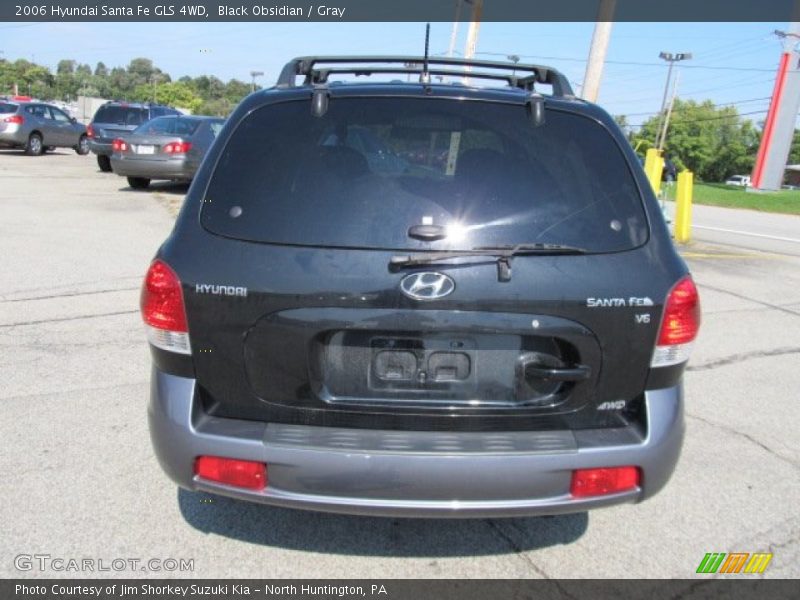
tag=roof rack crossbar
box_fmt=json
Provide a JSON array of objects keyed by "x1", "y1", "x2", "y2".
[
  {"x1": 307, "y1": 67, "x2": 540, "y2": 90},
  {"x1": 277, "y1": 56, "x2": 574, "y2": 97}
]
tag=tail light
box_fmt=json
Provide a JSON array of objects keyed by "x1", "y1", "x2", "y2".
[
  {"x1": 195, "y1": 456, "x2": 267, "y2": 490},
  {"x1": 112, "y1": 138, "x2": 129, "y2": 152},
  {"x1": 570, "y1": 467, "x2": 640, "y2": 498},
  {"x1": 140, "y1": 259, "x2": 190, "y2": 354},
  {"x1": 162, "y1": 141, "x2": 192, "y2": 154},
  {"x1": 3, "y1": 115, "x2": 23, "y2": 125},
  {"x1": 86, "y1": 123, "x2": 95, "y2": 138},
  {"x1": 651, "y1": 276, "x2": 701, "y2": 367}
]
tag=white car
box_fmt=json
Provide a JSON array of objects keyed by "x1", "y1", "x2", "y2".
[{"x1": 725, "y1": 175, "x2": 751, "y2": 187}]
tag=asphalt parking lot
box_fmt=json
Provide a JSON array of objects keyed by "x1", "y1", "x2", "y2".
[{"x1": 1, "y1": 150, "x2": 798, "y2": 579}]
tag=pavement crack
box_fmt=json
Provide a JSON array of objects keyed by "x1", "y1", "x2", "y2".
[
  {"x1": 687, "y1": 413, "x2": 800, "y2": 469},
  {"x1": 0, "y1": 310, "x2": 139, "y2": 329},
  {"x1": 1, "y1": 286, "x2": 139, "y2": 303},
  {"x1": 687, "y1": 347, "x2": 800, "y2": 371},
  {"x1": 484, "y1": 519, "x2": 564, "y2": 586},
  {"x1": 699, "y1": 283, "x2": 800, "y2": 317}
]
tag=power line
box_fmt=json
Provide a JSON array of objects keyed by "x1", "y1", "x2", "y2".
[
  {"x1": 605, "y1": 75, "x2": 775, "y2": 106},
  {"x1": 627, "y1": 109, "x2": 768, "y2": 128},
  {"x1": 620, "y1": 96, "x2": 771, "y2": 117},
  {"x1": 474, "y1": 50, "x2": 776, "y2": 72}
]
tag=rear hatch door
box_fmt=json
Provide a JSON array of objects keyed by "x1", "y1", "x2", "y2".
[{"x1": 179, "y1": 93, "x2": 670, "y2": 431}]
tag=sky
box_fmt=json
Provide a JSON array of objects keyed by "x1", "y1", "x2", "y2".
[{"x1": 0, "y1": 20, "x2": 790, "y2": 128}]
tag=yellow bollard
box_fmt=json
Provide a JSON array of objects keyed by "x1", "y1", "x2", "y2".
[
  {"x1": 644, "y1": 148, "x2": 664, "y2": 196},
  {"x1": 674, "y1": 170, "x2": 693, "y2": 243}
]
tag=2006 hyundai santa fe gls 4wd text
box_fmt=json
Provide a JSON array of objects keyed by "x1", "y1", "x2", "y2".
[{"x1": 142, "y1": 56, "x2": 701, "y2": 517}]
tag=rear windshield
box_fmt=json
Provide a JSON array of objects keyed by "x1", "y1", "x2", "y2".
[
  {"x1": 93, "y1": 105, "x2": 148, "y2": 126},
  {"x1": 0, "y1": 103, "x2": 18, "y2": 113},
  {"x1": 202, "y1": 98, "x2": 648, "y2": 252},
  {"x1": 134, "y1": 117, "x2": 200, "y2": 136}
]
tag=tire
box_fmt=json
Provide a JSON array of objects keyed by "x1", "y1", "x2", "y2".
[
  {"x1": 127, "y1": 177, "x2": 150, "y2": 190},
  {"x1": 76, "y1": 135, "x2": 90, "y2": 156},
  {"x1": 97, "y1": 154, "x2": 112, "y2": 172},
  {"x1": 25, "y1": 133, "x2": 43, "y2": 156}
]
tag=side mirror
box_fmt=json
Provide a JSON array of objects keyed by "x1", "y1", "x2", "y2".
[{"x1": 70, "y1": 117, "x2": 77, "y2": 124}]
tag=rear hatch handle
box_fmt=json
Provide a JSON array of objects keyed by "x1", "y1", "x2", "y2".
[{"x1": 520, "y1": 355, "x2": 592, "y2": 382}]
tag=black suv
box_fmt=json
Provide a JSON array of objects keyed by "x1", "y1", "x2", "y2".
[
  {"x1": 143, "y1": 57, "x2": 700, "y2": 517},
  {"x1": 88, "y1": 101, "x2": 180, "y2": 172}
]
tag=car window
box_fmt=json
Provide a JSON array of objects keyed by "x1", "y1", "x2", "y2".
[
  {"x1": 25, "y1": 105, "x2": 48, "y2": 118},
  {"x1": 0, "y1": 103, "x2": 18, "y2": 114},
  {"x1": 134, "y1": 117, "x2": 175, "y2": 135},
  {"x1": 209, "y1": 121, "x2": 225, "y2": 138},
  {"x1": 49, "y1": 107, "x2": 71, "y2": 122},
  {"x1": 202, "y1": 98, "x2": 648, "y2": 253},
  {"x1": 174, "y1": 119, "x2": 200, "y2": 136},
  {"x1": 93, "y1": 105, "x2": 148, "y2": 126}
]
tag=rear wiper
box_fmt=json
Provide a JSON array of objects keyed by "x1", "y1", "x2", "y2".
[{"x1": 389, "y1": 244, "x2": 586, "y2": 283}]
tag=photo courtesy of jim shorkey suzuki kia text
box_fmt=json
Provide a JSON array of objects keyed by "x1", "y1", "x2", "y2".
[{"x1": 15, "y1": 583, "x2": 387, "y2": 596}]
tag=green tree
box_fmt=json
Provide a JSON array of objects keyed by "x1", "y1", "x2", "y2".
[
  {"x1": 631, "y1": 99, "x2": 759, "y2": 181},
  {"x1": 56, "y1": 59, "x2": 76, "y2": 75},
  {"x1": 786, "y1": 129, "x2": 800, "y2": 165},
  {"x1": 132, "y1": 81, "x2": 202, "y2": 113}
]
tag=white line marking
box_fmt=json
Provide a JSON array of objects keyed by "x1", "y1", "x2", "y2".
[{"x1": 692, "y1": 225, "x2": 800, "y2": 244}]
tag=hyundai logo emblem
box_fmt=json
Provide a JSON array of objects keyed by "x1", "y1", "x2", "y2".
[{"x1": 399, "y1": 272, "x2": 455, "y2": 301}]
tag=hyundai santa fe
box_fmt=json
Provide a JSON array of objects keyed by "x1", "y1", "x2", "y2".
[{"x1": 142, "y1": 56, "x2": 701, "y2": 517}]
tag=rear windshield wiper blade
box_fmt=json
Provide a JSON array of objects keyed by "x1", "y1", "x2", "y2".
[{"x1": 389, "y1": 244, "x2": 586, "y2": 283}]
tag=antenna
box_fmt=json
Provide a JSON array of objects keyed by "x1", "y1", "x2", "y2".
[{"x1": 420, "y1": 23, "x2": 431, "y2": 84}]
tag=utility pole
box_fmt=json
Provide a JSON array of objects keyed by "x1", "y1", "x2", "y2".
[
  {"x1": 447, "y1": 0, "x2": 464, "y2": 58},
  {"x1": 581, "y1": 0, "x2": 616, "y2": 102},
  {"x1": 463, "y1": 0, "x2": 483, "y2": 61},
  {"x1": 659, "y1": 70, "x2": 681, "y2": 151},
  {"x1": 249, "y1": 70, "x2": 264, "y2": 93},
  {"x1": 654, "y1": 52, "x2": 692, "y2": 150},
  {"x1": 150, "y1": 73, "x2": 161, "y2": 103},
  {"x1": 462, "y1": 0, "x2": 483, "y2": 85},
  {"x1": 751, "y1": 24, "x2": 800, "y2": 191}
]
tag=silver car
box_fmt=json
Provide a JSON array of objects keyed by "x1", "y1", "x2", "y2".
[
  {"x1": 0, "y1": 101, "x2": 89, "y2": 156},
  {"x1": 110, "y1": 115, "x2": 225, "y2": 189}
]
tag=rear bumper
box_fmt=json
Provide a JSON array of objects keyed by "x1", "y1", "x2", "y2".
[
  {"x1": 111, "y1": 155, "x2": 194, "y2": 180},
  {"x1": 148, "y1": 366, "x2": 684, "y2": 518},
  {"x1": 0, "y1": 129, "x2": 27, "y2": 146},
  {"x1": 89, "y1": 140, "x2": 112, "y2": 156}
]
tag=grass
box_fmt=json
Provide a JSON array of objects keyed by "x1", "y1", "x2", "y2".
[{"x1": 688, "y1": 182, "x2": 800, "y2": 215}]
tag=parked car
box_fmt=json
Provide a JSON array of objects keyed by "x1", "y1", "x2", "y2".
[
  {"x1": 87, "y1": 101, "x2": 181, "y2": 172},
  {"x1": 0, "y1": 100, "x2": 89, "y2": 155},
  {"x1": 725, "y1": 175, "x2": 751, "y2": 187},
  {"x1": 143, "y1": 56, "x2": 700, "y2": 517},
  {"x1": 110, "y1": 115, "x2": 225, "y2": 189}
]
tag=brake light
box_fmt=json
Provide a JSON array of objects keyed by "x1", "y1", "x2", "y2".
[
  {"x1": 651, "y1": 276, "x2": 701, "y2": 367},
  {"x1": 570, "y1": 467, "x2": 639, "y2": 498},
  {"x1": 162, "y1": 141, "x2": 192, "y2": 154},
  {"x1": 140, "y1": 259, "x2": 190, "y2": 354},
  {"x1": 112, "y1": 138, "x2": 129, "y2": 152},
  {"x1": 195, "y1": 456, "x2": 267, "y2": 490},
  {"x1": 86, "y1": 123, "x2": 95, "y2": 138},
  {"x1": 3, "y1": 115, "x2": 23, "y2": 125}
]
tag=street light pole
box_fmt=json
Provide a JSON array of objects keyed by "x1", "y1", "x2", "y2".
[
  {"x1": 250, "y1": 70, "x2": 264, "y2": 93},
  {"x1": 654, "y1": 52, "x2": 691, "y2": 150}
]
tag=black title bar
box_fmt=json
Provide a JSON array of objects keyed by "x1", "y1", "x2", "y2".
[
  {"x1": 3, "y1": 0, "x2": 800, "y2": 22},
  {"x1": 3, "y1": 579, "x2": 800, "y2": 600}
]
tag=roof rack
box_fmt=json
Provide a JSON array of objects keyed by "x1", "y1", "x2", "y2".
[{"x1": 276, "y1": 56, "x2": 574, "y2": 97}]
